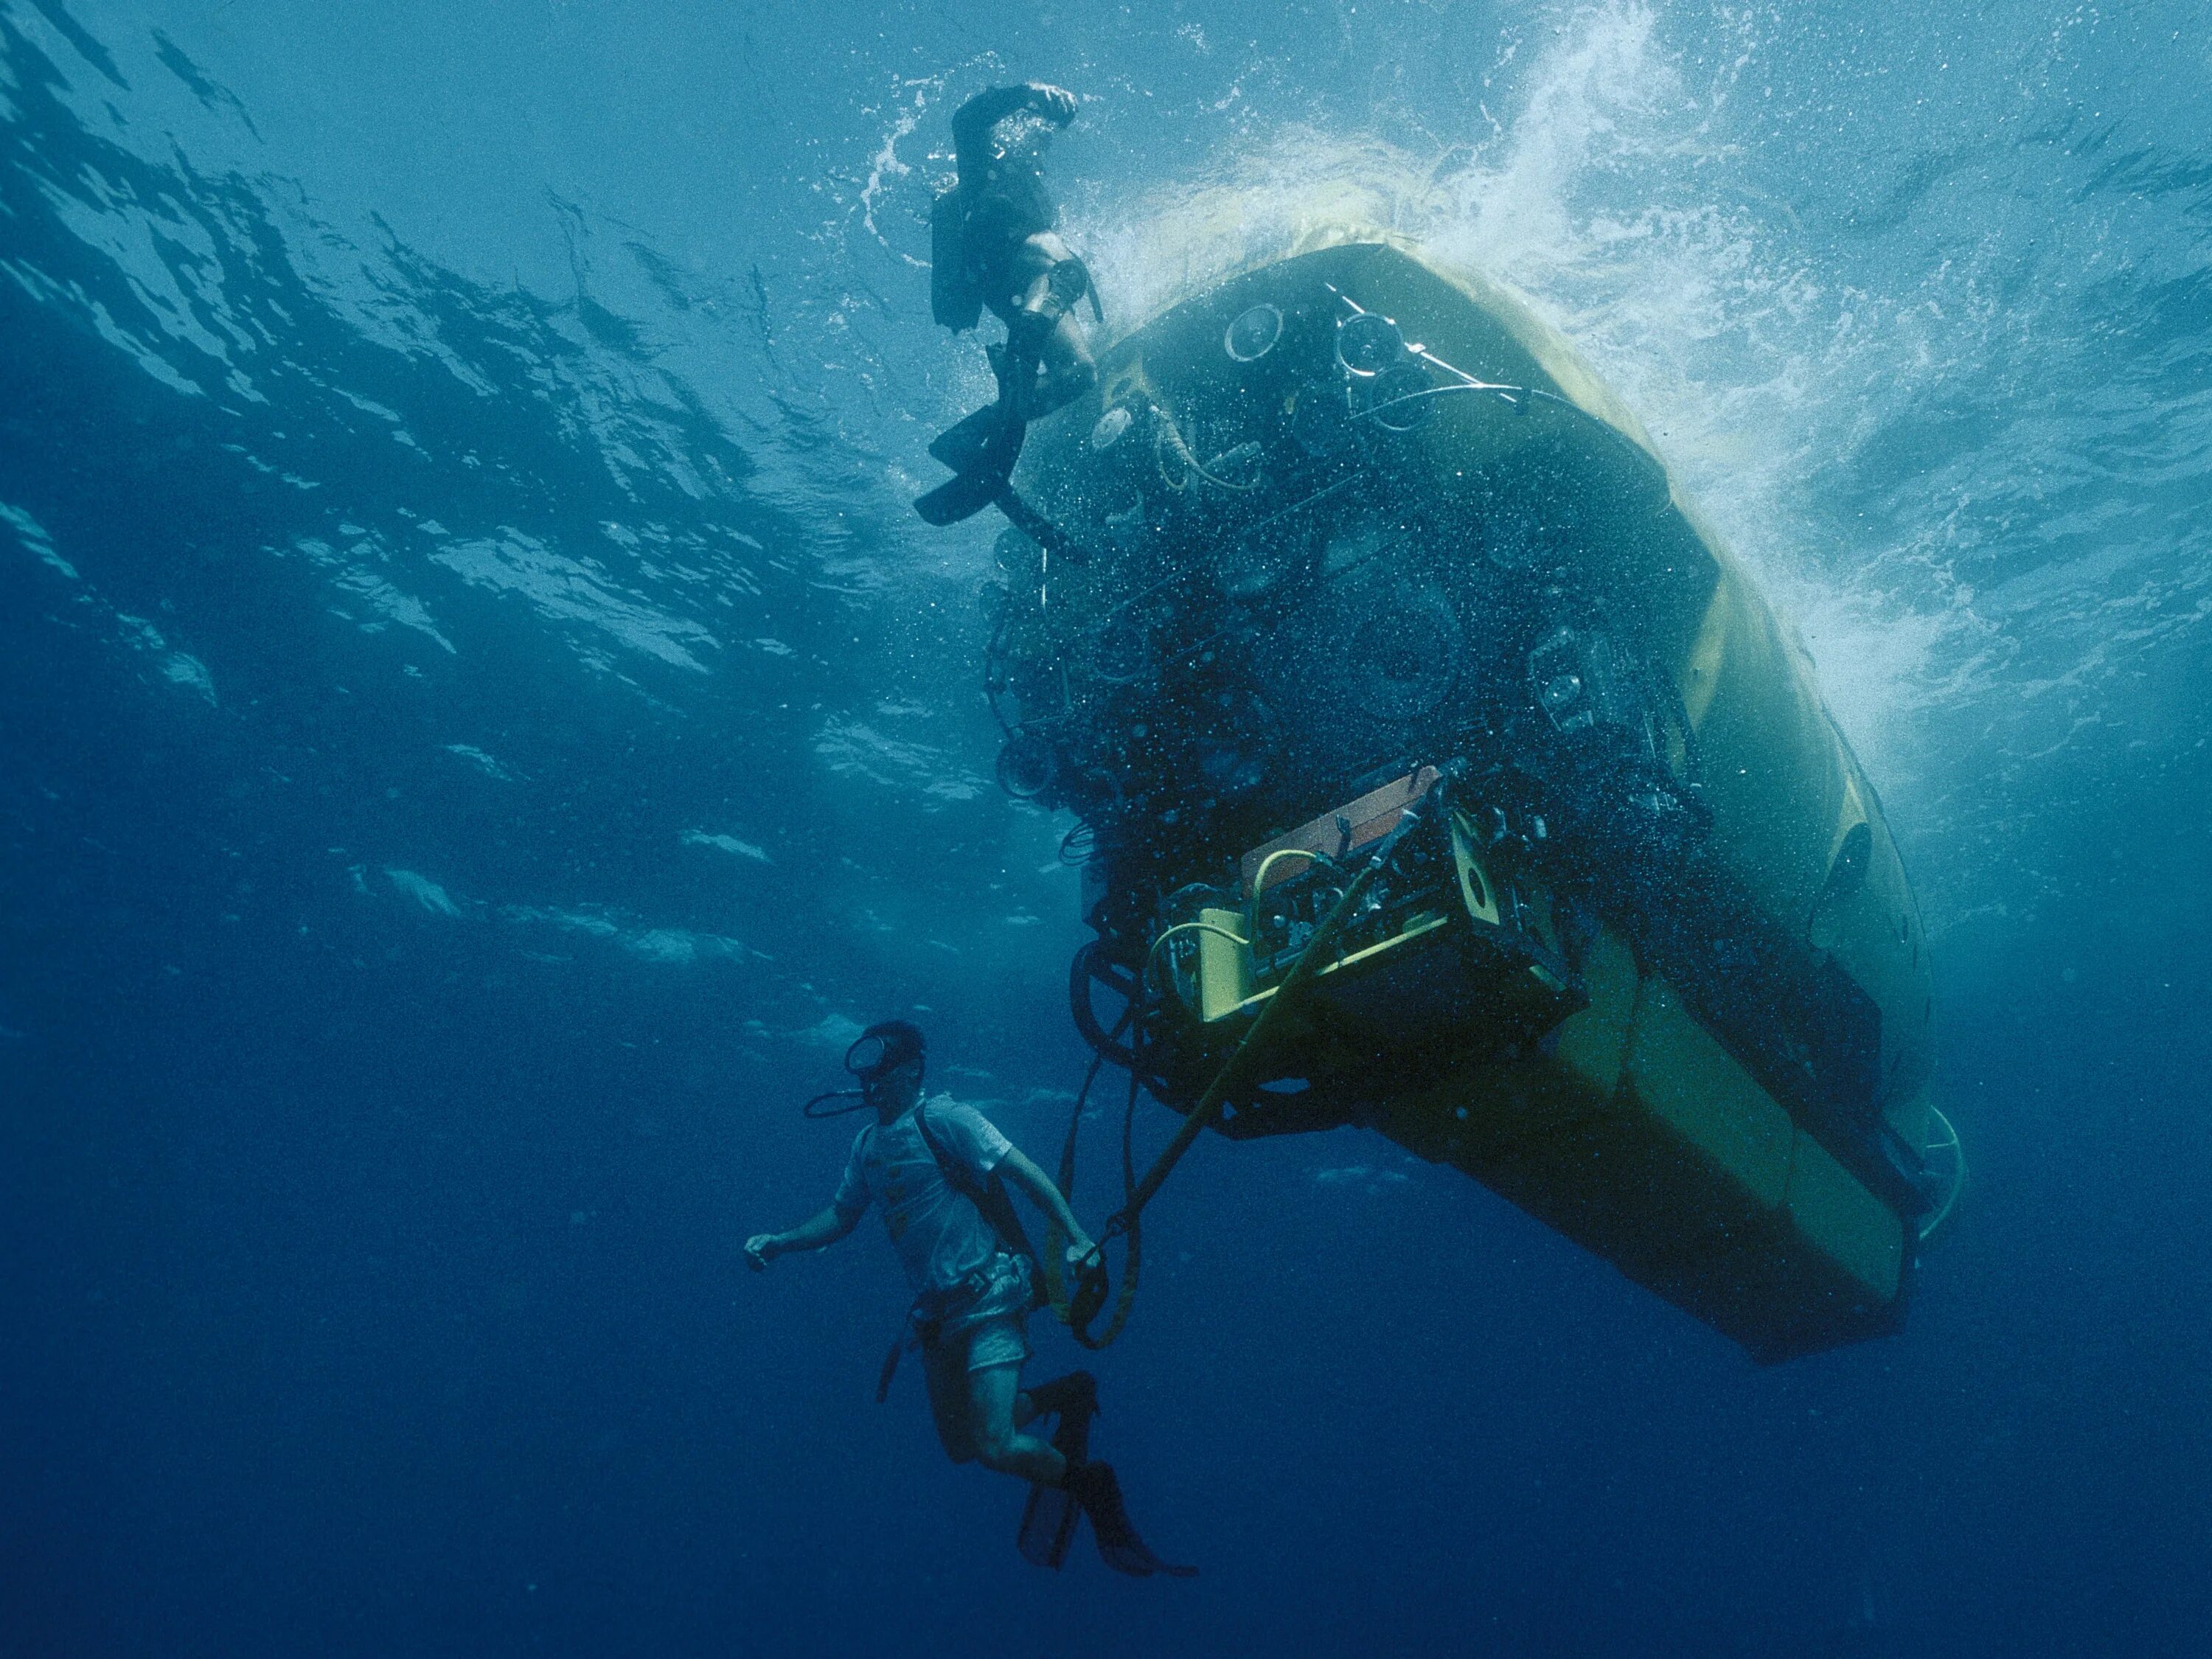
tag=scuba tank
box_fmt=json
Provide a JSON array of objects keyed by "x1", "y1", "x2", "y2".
[{"x1": 931, "y1": 189, "x2": 984, "y2": 332}]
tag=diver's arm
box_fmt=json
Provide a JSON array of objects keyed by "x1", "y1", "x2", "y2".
[
  {"x1": 999, "y1": 1147, "x2": 1096, "y2": 1261},
  {"x1": 744, "y1": 1205, "x2": 855, "y2": 1270},
  {"x1": 952, "y1": 86, "x2": 1031, "y2": 177},
  {"x1": 951, "y1": 83, "x2": 1077, "y2": 178}
]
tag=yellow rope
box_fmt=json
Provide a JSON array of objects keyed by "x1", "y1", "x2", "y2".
[{"x1": 1248, "y1": 846, "x2": 1322, "y2": 897}]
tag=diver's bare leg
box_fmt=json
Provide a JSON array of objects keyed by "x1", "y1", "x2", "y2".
[
  {"x1": 1012, "y1": 231, "x2": 1071, "y2": 289},
  {"x1": 922, "y1": 1338, "x2": 981, "y2": 1465},
  {"x1": 1028, "y1": 312, "x2": 1097, "y2": 419},
  {"x1": 1003, "y1": 233, "x2": 1093, "y2": 421},
  {"x1": 964, "y1": 1362, "x2": 1066, "y2": 1486},
  {"x1": 1004, "y1": 289, "x2": 1094, "y2": 420}
]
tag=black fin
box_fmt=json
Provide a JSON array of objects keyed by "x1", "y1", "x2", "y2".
[
  {"x1": 1045, "y1": 1372, "x2": 1099, "y2": 1464},
  {"x1": 1015, "y1": 1372, "x2": 1099, "y2": 1570},
  {"x1": 914, "y1": 416, "x2": 1026, "y2": 526},
  {"x1": 1018, "y1": 1483, "x2": 1082, "y2": 1569},
  {"x1": 1066, "y1": 1461, "x2": 1197, "y2": 1579},
  {"x1": 928, "y1": 403, "x2": 1012, "y2": 472},
  {"x1": 915, "y1": 465, "x2": 1004, "y2": 526}
]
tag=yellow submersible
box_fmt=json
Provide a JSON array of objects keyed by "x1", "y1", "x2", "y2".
[{"x1": 977, "y1": 236, "x2": 1953, "y2": 1361}]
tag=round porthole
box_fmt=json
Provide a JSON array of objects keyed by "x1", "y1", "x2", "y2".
[
  {"x1": 995, "y1": 730, "x2": 1060, "y2": 800},
  {"x1": 1224, "y1": 303, "x2": 1284, "y2": 363},
  {"x1": 1366, "y1": 362, "x2": 1434, "y2": 430},
  {"x1": 1335, "y1": 311, "x2": 1405, "y2": 376}
]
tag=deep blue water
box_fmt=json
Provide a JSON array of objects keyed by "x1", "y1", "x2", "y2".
[{"x1": 5, "y1": 3, "x2": 2211, "y2": 1654}]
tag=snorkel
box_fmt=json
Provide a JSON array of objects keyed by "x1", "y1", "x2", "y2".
[{"x1": 801, "y1": 1020, "x2": 928, "y2": 1119}]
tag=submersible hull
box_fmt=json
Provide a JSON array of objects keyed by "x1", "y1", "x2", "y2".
[{"x1": 984, "y1": 237, "x2": 1935, "y2": 1361}]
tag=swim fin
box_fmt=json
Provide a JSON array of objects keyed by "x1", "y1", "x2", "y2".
[
  {"x1": 1064, "y1": 1460, "x2": 1197, "y2": 1579},
  {"x1": 1018, "y1": 1477, "x2": 1082, "y2": 1569},
  {"x1": 1016, "y1": 1371, "x2": 1098, "y2": 1570},
  {"x1": 914, "y1": 408, "x2": 1026, "y2": 526},
  {"x1": 927, "y1": 403, "x2": 1014, "y2": 473}
]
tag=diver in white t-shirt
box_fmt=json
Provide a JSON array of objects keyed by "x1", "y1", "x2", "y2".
[{"x1": 746, "y1": 1020, "x2": 1192, "y2": 1577}]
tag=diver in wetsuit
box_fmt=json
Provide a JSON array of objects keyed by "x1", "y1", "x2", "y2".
[
  {"x1": 935, "y1": 82, "x2": 1099, "y2": 422},
  {"x1": 745, "y1": 1020, "x2": 1193, "y2": 1577}
]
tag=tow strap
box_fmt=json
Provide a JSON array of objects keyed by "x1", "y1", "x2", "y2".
[{"x1": 1040, "y1": 1051, "x2": 1142, "y2": 1351}]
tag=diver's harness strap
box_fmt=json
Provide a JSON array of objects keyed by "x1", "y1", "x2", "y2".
[
  {"x1": 874, "y1": 1103, "x2": 1045, "y2": 1402},
  {"x1": 1062, "y1": 762, "x2": 1465, "y2": 1350},
  {"x1": 913, "y1": 1103, "x2": 1045, "y2": 1287}
]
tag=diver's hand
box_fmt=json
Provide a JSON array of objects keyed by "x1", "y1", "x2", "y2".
[
  {"x1": 1029, "y1": 83, "x2": 1079, "y2": 125},
  {"x1": 1064, "y1": 1237, "x2": 1100, "y2": 1276},
  {"x1": 744, "y1": 1233, "x2": 781, "y2": 1272}
]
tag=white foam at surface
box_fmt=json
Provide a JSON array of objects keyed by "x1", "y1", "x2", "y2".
[
  {"x1": 385, "y1": 868, "x2": 462, "y2": 917},
  {"x1": 1068, "y1": 0, "x2": 2212, "y2": 939},
  {"x1": 427, "y1": 527, "x2": 717, "y2": 673},
  {"x1": 684, "y1": 831, "x2": 772, "y2": 863},
  {"x1": 116, "y1": 614, "x2": 215, "y2": 703},
  {"x1": 2, "y1": 499, "x2": 76, "y2": 578},
  {"x1": 443, "y1": 744, "x2": 512, "y2": 780}
]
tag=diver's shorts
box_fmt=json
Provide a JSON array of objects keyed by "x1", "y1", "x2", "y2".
[
  {"x1": 918, "y1": 1253, "x2": 1033, "y2": 1373},
  {"x1": 940, "y1": 1311, "x2": 1030, "y2": 1374}
]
